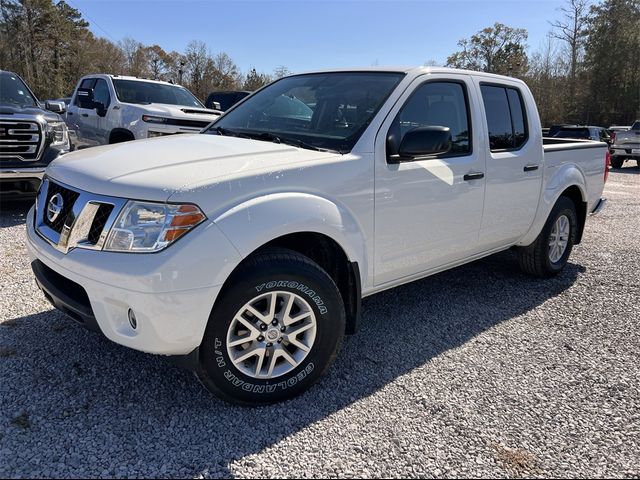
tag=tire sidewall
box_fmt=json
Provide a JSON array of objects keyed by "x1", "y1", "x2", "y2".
[
  {"x1": 199, "y1": 260, "x2": 344, "y2": 405},
  {"x1": 542, "y1": 198, "x2": 578, "y2": 273}
]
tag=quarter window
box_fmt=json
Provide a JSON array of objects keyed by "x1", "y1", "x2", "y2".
[
  {"x1": 388, "y1": 81, "x2": 471, "y2": 157},
  {"x1": 480, "y1": 85, "x2": 528, "y2": 151}
]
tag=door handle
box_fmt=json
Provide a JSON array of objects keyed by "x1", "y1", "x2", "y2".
[
  {"x1": 524, "y1": 164, "x2": 539, "y2": 172},
  {"x1": 463, "y1": 172, "x2": 485, "y2": 181},
  {"x1": 81, "y1": 113, "x2": 89, "y2": 117}
]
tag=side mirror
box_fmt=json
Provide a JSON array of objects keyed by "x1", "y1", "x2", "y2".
[
  {"x1": 45, "y1": 100, "x2": 66, "y2": 114},
  {"x1": 76, "y1": 88, "x2": 95, "y2": 110},
  {"x1": 388, "y1": 126, "x2": 452, "y2": 164},
  {"x1": 212, "y1": 101, "x2": 221, "y2": 111}
]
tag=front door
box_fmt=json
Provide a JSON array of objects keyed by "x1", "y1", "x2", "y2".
[{"x1": 374, "y1": 74, "x2": 486, "y2": 286}]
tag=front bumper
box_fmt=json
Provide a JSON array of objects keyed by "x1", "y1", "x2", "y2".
[{"x1": 26, "y1": 206, "x2": 240, "y2": 356}]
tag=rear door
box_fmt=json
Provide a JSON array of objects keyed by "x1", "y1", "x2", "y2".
[
  {"x1": 374, "y1": 74, "x2": 486, "y2": 285},
  {"x1": 475, "y1": 80, "x2": 543, "y2": 249}
]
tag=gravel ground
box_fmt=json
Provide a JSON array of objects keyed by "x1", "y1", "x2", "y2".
[{"x1": 0, "y1": 168, "x2": 639, "y2": 478}]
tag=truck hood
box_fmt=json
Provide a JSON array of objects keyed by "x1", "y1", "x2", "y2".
[
  {"x1": 46, "y1": 133, "x2": 338, "y2": 201},
  {"x1": 0, "y1": 104, "x2": 63, "y2": 123},
  {"x1": 140, "y1": 103, "x2": 221, "y2": 119}
]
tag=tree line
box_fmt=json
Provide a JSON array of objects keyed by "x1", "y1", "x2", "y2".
[{"x1": 1, "y1": 0, "x2": 638, "y2": 126}]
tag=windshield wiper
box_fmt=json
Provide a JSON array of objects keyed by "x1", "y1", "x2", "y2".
[
  {"x1": 253, "y1": 132, "x2": 340, "y2": 154},
  {"x1": 214, "y1": 126, "x2": 251, "y2": 139}
]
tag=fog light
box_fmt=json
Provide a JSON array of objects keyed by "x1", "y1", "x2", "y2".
[{"x1": 128, "y1": 309, "x2": 137, "y2": 329}]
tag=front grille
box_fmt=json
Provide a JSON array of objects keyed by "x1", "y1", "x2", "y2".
[
  {"x1": 43, "y1": 182, "x2": 80, "y2": 233},
  {"x1": 0, "y1": 120, "x2": 43, "y2": 161},
  {"x1": 87, "y1": 203, "x2": 114, "y2": 244},
  {"x1": 166, "y1": 118, "x2": 212, "y2": 129}
]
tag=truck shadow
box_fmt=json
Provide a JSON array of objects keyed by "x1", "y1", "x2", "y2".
[
  {"x1": 0, "y1": 199, "x2": 33, "y2": 228},
  {"x1": 0, "y1": 251, "x2": 584, "y2": 478}
]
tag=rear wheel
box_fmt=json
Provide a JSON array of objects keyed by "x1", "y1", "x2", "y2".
[
  {"x1": 197, "y1": 248, "x2": 345, "y2": 405},
  {"x1": 518, "y1": 196, "x2": 578, "y2": 278}
]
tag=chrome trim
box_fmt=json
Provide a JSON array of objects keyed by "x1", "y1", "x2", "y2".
[
  {"x1": 590, "y1": 197, "x2": 607, "y2": 216},
  {"x1": 0, "y1": 168, "x2": 45, "y2": 179},
  {"x1": 35, "y1": 178, "x2": 127, "y2": 253},
  {"x1": 0, "y1": 119, "x2": 45, "y2": 161}
]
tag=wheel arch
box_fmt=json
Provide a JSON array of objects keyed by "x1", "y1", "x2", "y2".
[{"x1": 109, "y1": 128, "x2": 135, "y2": 144}]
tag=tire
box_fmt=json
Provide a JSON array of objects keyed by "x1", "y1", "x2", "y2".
[
  {"x1": 610, "y1": 157, "x2": 624, "y2": 169},
  {"x1": 518, "y1": 196, "x2": 578, "y2": 278},
  {"x1": 197, "y1": 248, "x2": 345, "y2": 405}
]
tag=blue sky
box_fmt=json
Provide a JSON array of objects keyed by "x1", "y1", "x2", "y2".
[{"x1": 70, "y1": 0, "x2": 568, "y2": 74}]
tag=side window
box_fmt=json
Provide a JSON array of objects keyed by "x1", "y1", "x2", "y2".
[
  {"x1": 75, "y1": 78, "x2": 96, "y2": 106},
  {"x1": 387, "y1": 81, "x2": 471, "y2": 157},
  {"x1": 93, "y1": 79, "x2": 111, "y2": 108},
  {"x1": 481, "y1": 84, "x2": 528, "y2": 151}
]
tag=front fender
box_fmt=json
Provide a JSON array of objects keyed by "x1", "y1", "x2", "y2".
[
  {"x1": 213, "y1": 192, "x2": 369, "y2": 281},
  {"x1": 518, "y1": 164, "x2": 587, "y2": 246}
]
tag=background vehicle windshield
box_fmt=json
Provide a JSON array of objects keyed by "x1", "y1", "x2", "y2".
[
  {"x1": 0, "y1": 72, "x2": 37, "y2": 107},
  {"x1": 205, "y1": 72, "x2": 405, "y2": 152},
  {"x1": 113, "y1": 79, "x2": 204, "y2": 107}
]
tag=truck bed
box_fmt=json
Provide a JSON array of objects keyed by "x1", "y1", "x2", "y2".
[{"x1": 542, "y1": 137, "x2": 608, "y2": 214}]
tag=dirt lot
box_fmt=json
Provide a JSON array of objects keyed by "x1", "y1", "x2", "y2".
[{"x1": 0, "y1": 168, "x2": 638, "y2": 478}]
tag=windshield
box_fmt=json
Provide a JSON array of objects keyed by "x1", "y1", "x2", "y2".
[
  {"x1": 631, "y1": 121, "x2": 640, "y2": 130},
  {"x1": 204, "y1": 72, "x2": 405, "y2": 153},
  {"x1": 113, "y1": 79, "x2": 204, "y2": 107},
  {"x1": 0, "y1": 72, "x2": 38, "y2": 107}
]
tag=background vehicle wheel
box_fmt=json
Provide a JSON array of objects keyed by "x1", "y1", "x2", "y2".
[
  {"x1": 518, "y1": 196, "x2": 578, "y2": 278},
  {"x1": 610, "y1": 157, "x2": 624, "y2": 169},
  {"x1": 197, "y1": 248, "x2": 345, "y2": 405}
]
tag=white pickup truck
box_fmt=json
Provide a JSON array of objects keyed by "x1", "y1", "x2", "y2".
[
  {"x1": 26, "y1": 67, "x2": 608, "y2": 405},
  {"x1": 65, "y1": 74, "x2": 221, "y2": 149}
]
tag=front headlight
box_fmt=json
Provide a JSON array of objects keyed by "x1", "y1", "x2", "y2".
[
  {"x1": 45, "y1": 121, "x2": 70, "y2": 148},
  {"x1": 104, "y1": 201, "x2": 206, "y2": 253},
  {"x1": 142, "y1": 115, "x2": 169, "y2": 124}
]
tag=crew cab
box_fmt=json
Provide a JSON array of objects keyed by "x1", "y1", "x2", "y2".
[
  {"x1": 26, "y1": 67, "x2": 608, "y2": 405},
  {"x1": 609, "y1": 120, "x2": 640, "y2": 168},
  {"x1": 65, "y1": 75, "x2": 221, "y2": 149},
  {"x1": 0, "y1": 71, "x2": 71, "y2": 197}
]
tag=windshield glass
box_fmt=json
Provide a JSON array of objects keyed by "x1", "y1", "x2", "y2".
[
  {"x1": 631, "y1": 121, "x2": 640, "y2": 130},
  {"x1": 113, "y1": 79, "x2": 204, "y2": 107},
  {"x1": 204, "y1": 72, "x2": 405, "y2": 152},
  {"x1": 0, "y1": 72, "x2": 37, "y2": 107}
]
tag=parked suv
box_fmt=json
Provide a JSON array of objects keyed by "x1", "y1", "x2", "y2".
[
  {"x1": 552, "y1": 126, "x2": 611, "y2": 145},
  {"x1": 0, "y1": 70, "x2": 71, "y2": 198},
  {"x1": 66, "y1": 75, "x2": 221, "y2": 149}
]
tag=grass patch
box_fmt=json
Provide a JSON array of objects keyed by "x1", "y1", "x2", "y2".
[
  {"x1": 493, "y1": 443, "x2": 539, "y2": 475},
  {"x1": 11, "y1": 411, "x2": 31, "y2": 429}
]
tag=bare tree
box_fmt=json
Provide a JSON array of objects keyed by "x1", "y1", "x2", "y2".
[{"x1": 549, "y1": 0, "x2": 590, "y2": 120}]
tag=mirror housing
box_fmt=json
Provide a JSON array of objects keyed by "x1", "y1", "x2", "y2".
[
  {"x1": 388, "y1": 126, "x2": 452, "y2": 164},
  {"x1": 212, "y1": 101, "x2": 221, "y2": 111},
  {"x1": 76, "y1": 88, "x2": 96, "y2": 110},
  {"x1": 45, "y1": 100, "x2": 66, "y2": 114}
]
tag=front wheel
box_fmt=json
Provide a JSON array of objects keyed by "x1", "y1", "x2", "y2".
[
  {"x1": 518, "y1": 196, "x2": 578, "y2": 278},
  {"x1": 197, "y1": 248, "x2": 345, "y2": 405}
]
